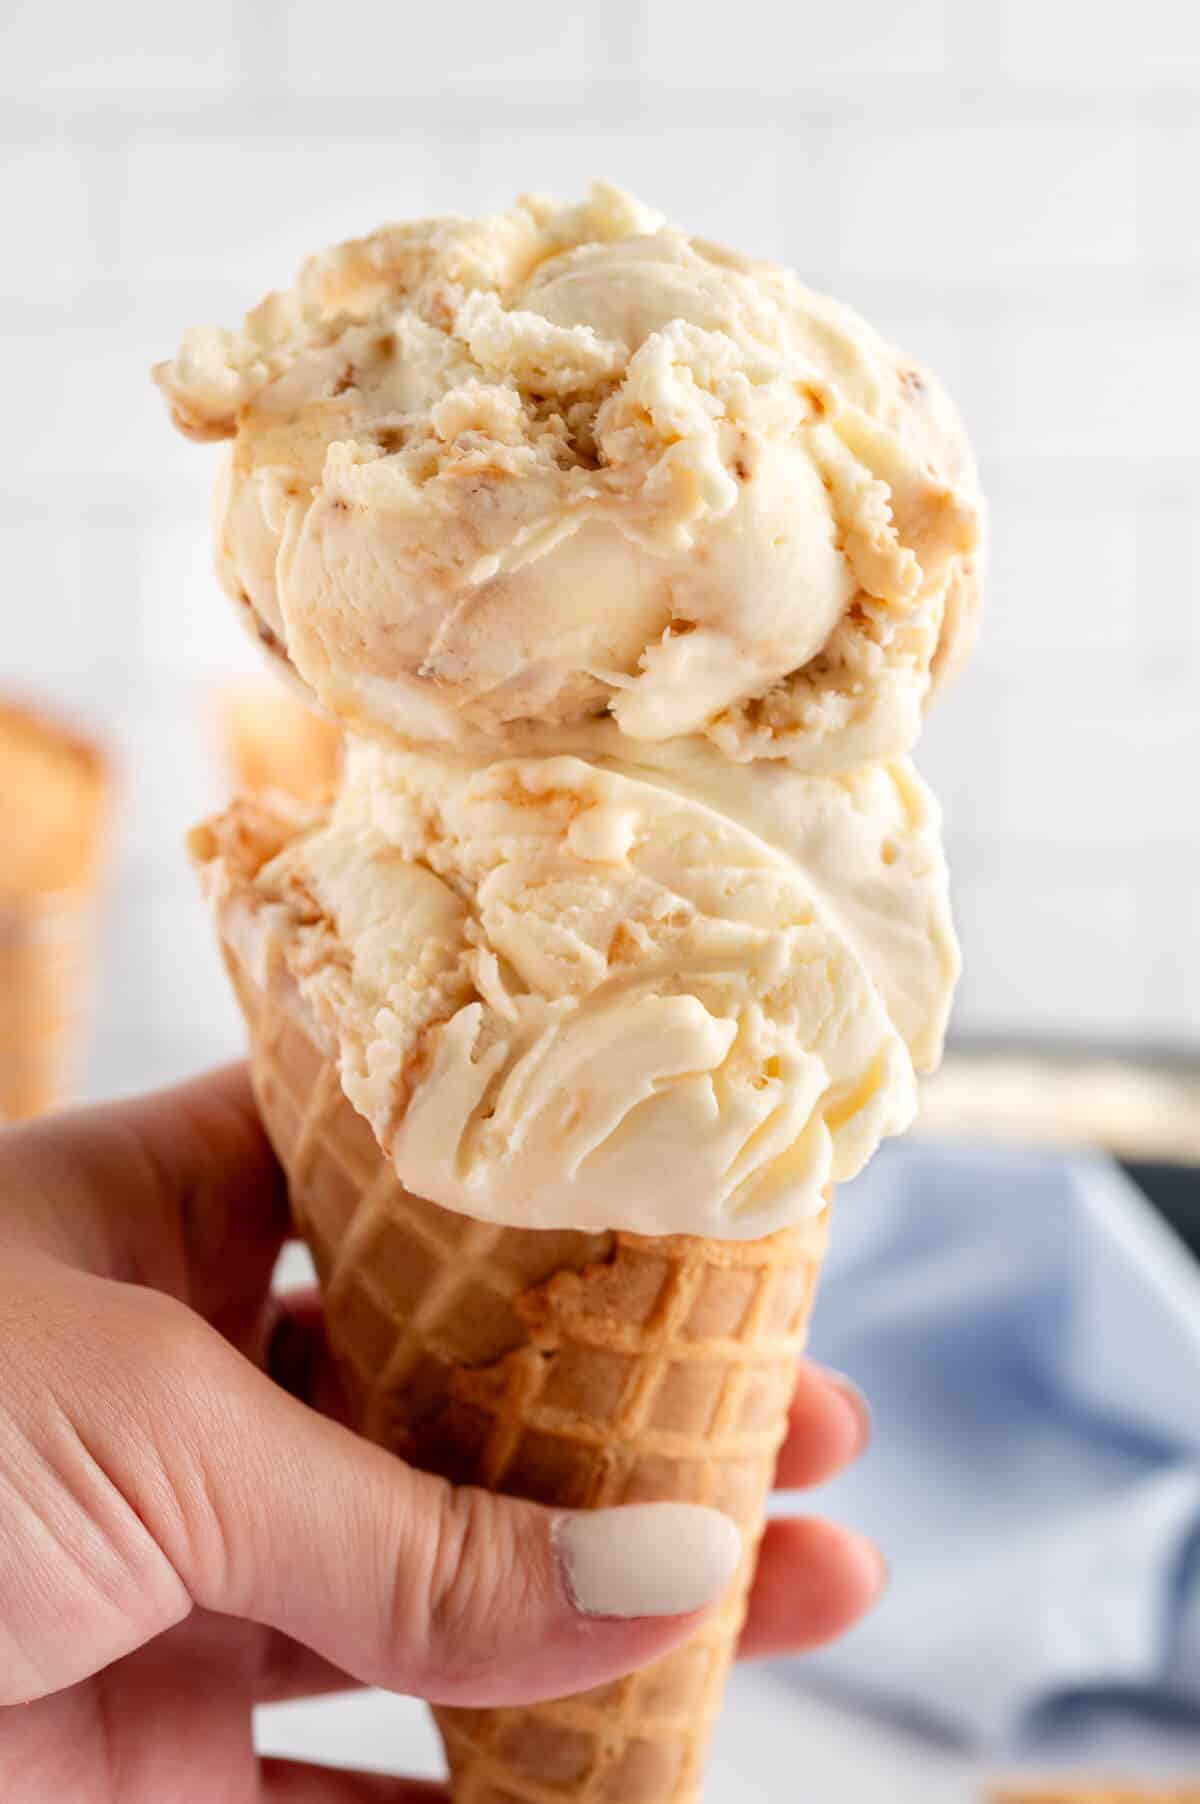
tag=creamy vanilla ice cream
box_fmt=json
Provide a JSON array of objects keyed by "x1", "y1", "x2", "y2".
[{"x1": 171, "y1": 184, "x2": 981, "y2": 1239}]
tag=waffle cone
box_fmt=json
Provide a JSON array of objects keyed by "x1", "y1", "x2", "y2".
[
  {"x1": 217, "y1": 680, "x2": 342, "y2": 804},
  {"x1": 226, "y1": 942, "x2": 829, "y2": 1804},
  {"x1": 0, "y1": 888, "x2": 100, "y2": 1119},
  {"x1": 0, "y1": 699, "x2": 110, "y2": 1120}
]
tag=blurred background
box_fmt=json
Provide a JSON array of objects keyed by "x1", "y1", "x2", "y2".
[
  {"x1": 3, "y1": 3, "x2": 1199, "y2": 1799},
  {"x1": 2, "y1": 0, "x2": 1198, "y2": 1097}
]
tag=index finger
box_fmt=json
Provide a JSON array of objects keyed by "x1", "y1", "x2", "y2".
[
  {"x1": 773, "y1": 1361, "x2": 871, "y2": 1491},
  {"x1": 1, "y1": 1063, "x2": 290, "y2": 1343}
]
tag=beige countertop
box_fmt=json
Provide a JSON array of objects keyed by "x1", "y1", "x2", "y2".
[{"x1": 920, "y1": 1053, "x2": 1200, "y2": 1165}]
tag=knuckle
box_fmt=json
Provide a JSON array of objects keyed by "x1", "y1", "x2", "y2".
[
  {"x1": 0, "y1": 1269, "x2": 199, "y2": 1699},
  {"x1": 86, "y1": 1284, "x2": 249, "y2": 1611},
  {"x1": 408, "y1": 1483, "x2": 539, "y2": 1688}
]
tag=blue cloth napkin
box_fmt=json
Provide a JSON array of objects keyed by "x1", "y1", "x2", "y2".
[{"x1": 791, "y1": 1137, "x2": 1200, "y2": 1752}]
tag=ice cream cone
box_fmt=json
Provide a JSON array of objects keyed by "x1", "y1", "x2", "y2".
[
  {"x1": 0, "y1": 701, "x2": 109, "y2": 1120},
  {"x1": 217, "y1": 680, "x2": 341, "y2": 804},
  {"x1": 225, "y1": 941, "x2": 829, "y2": 1804},
  {"x1": 168, "y1": 185, "x2": 981, "y2": 1803}
]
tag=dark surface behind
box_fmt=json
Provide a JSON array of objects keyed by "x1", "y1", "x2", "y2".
[{"x1": 1121, "y1": 1163, "x2": 1200, "y2": 1261}]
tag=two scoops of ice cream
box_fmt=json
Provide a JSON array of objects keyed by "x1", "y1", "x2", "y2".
[{"x1": 162, "y1": 181, "x2": 982, "y2": 1243}]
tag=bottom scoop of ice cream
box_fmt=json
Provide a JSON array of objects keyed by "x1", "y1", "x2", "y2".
[{"x1": 192, "y1": 735, "x2": 956, "y2": 1239}]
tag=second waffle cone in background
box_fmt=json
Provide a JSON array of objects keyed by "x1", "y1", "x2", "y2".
[
  {"x1": 216, "y1": 680, "x2": 341, "y2": 804},
  {"x1": 227, "y1": 945, "x2": 828, "y2": 1804},
  {"x1": 0, "y1": 700, "x2": 110, "y2": 1120},
  {"x1": 0, "y1": 897, "x2": 96, "y2": 1119}
]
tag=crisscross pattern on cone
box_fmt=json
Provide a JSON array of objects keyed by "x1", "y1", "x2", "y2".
[
  {"x1": 227, "y1": 948, "x2": 829, "y2": 1804},
  {"x1": 0, "y1": 891, "x2": 96, "y2": 1120}
]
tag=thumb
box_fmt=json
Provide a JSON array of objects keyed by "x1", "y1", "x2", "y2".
[{"x1": 170, "y1": 1325, "x2": 742, "y2": 1706}]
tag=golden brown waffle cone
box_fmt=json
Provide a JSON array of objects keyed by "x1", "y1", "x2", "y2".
[
  {"x1": 0, "y1": 891, "x2": 100, "y2": 1119},
  {"x1": 0, "y1": 700, "x2": 110, "y2": 1120},
  {"x1": 216, "y1": 680, "x2": 342, "y2": 804},
  {"x1": 225, "y1": 942, "x2": 829, "y2": 1804}
]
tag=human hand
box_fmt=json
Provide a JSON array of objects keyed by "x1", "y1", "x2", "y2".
[{"x1": 0, "y1": 1066, "x2": 880, "y2": 1803}]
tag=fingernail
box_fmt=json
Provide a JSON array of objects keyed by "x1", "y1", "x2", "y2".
[
  {"x1": 554, "y1": 1503, "x2": 742, "y2": 1619},
  {"x1": 817, "y1": 1367, "x2": 872, "y2": 1453}
]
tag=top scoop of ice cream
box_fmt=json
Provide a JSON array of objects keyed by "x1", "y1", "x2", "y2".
[{"x1": 157, "y1": 184, "x2": 982, "y2": 772}]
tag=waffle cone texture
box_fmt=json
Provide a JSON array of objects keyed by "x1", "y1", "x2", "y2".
[
  {"x1": 0, "y1": 890, "x2": 99, "y2": 1120},
  {"x1": 0, "y1": 699, "x2": 110, "y2": 1120},
  {"x1": 225, "y1": 942, "x2": 829, "y2": 1804}
]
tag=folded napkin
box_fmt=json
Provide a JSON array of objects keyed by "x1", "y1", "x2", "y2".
[{"x1": 793, "y1": 1138, "x2": 1200, "y2": 1754}]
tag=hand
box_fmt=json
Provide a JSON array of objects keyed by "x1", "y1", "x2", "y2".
[{"x1": 0, "y1": 1067, "x2": 881, "y2": 1803}]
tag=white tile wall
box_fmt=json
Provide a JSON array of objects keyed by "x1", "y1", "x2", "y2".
[
  {"x1": 994, "y1": 312, "x2": 1200, "y2": 462},
  {"x1": 984, "y1": 508, "x2": 1142, "y2": 656},
  {"x1": 972, "y1": 1, "x2": 1200, "y2": 80},
  {"x1": 470, "y1": 126, "x2": 798, "y2": 265},
  {"x1": 282, "y1": 1, "x2": 608, "y2": 93},
  {"x1": 0, "y1": 145, "x2": 92, "y2": 295},
  {"x1": 638, "y1": 0, "x2": 950, "y2": 80},
  {"x1": 1141, "y1": 122, "x2": 1200, "y2": 267},
  {"x1": 121, "y1": 135, "x2": 443, "y2": 290},
  {"x1": 951, "y1": 868, "x2": 1153, "y2": 1040},
  {"x1": 0, "y1": 0, "x2": 241, "y2": 98},
  {"x1": 831, "y1": 123, "x2": 1141, "y2": 277},
  {"x1": 1, "y1": 0, "x2": 1198, "y2": 1101}
]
